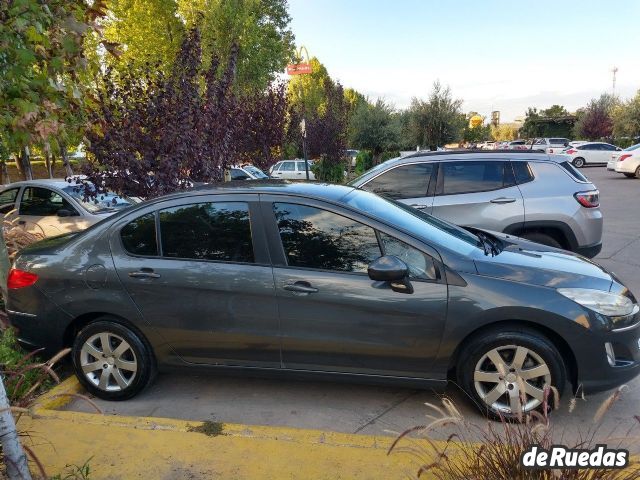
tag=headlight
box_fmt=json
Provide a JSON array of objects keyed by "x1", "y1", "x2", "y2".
[{"x1": 557, "y1": 288, "x2": 636, "y2": 317}]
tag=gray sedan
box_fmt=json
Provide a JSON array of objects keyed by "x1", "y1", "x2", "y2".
[{"x1": 6, "y1": 181, "x2": 640, "y2": 419}]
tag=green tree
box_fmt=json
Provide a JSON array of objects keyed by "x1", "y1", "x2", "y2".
[
  {"x1": 178, "y1": 0, "x2": 294, "y2": 91},
  {"x1": 407, "y1": 82, "x2": 464, "y2": 150},
  {"x1": 0, "y1": 0, "x2": 107, "y2": 181},
  {"x1": 612, "y1": 90, "x2": 640, "y2": 141},
  {"x1": 349, "y1": 99, "x2": 398, "y2": 162},
  {"x1": 287, "y1": 57, "x2": 332, "y2": 119},
  {"x1": 490, "y1": 123, "x2": 519, "y2": 141},
  {"x1": 541, "y1": 104, "x2": 569, "y2": 118}
]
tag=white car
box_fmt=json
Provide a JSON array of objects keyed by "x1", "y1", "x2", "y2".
[
  {"x1": 614, "y1": 148, "x2": 640, "y2": 178},
  {"x1": 230, "y1": 164, "x2": 268, "y2": 180},
  {"x1": 563, "y1": 142, "x2": 621, "y2": 168},
  {"x1": 506, "y1": 139, "x2": 527, "y2": 150},
  {"x1": 530, "y1": 138, "x2": 571, "y2": 154},
  {"x1": 270, "y1": 159, "x2": 316, "y2": 180},
  {"x1": 608, "y1": 143, "x2": 640, "y2": 170},
  {"x1": 0, "y1": 179, "x2": 133, "y2": 237}
]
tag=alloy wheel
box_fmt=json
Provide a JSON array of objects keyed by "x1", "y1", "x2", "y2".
[
  {"x1": 80, "y1": 332, "x2": 138, "y2": 392},
  {"x1": 473, "y1": 344, "x2": 551, "y2": 415},
  {"x1": 573, "y1": 158, "x2": 585, "y2": 168}
]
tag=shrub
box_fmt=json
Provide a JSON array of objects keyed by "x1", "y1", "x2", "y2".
[
  {"x1": 379, "y1": 150, "x2": 400, "y2": 162},
  {"x1": 311, "y1": 157, "x2": 345, "y2": 183},
  {"x1": 354, "y1": 150, "x2": 373, "y2": 175}
]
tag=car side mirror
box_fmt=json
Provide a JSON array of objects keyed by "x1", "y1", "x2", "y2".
[
  {"x1": 368, "y1": 255, "x2": 414, "y2": 294},
  {"x1": 57, "y1": 209, "x2": 74, "y2": 217}
]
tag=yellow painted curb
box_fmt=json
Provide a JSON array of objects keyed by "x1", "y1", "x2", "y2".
[{"x1": 20, "y1": 377, "x2": 432, "y2": 479}]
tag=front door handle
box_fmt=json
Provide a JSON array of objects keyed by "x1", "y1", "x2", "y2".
[
  {"x1": 284, "y1": 281, "x2": 318, "y2": 294},
  {"x1": 490, "y1": 197, "x2": 516, "y2": 204},
  {"x1": 128, "y1": 269, "x2": 160, "y2": 279},
  {"x1": 409, "y1": 204, "x2": 428, "y2": 210}
]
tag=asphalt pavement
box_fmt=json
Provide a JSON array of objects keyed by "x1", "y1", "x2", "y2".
[{"x1": 64, "y1": 166, "x2": 640, "y2": 449}]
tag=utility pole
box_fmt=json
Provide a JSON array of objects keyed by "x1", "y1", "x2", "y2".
[{"x1": 300, "y1": 119, "x2": 310, "y2": 180}]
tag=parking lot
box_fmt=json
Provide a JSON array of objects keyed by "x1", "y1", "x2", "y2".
[{"x1": 64, "y1": 167, "x2": 640, "y2": 448}]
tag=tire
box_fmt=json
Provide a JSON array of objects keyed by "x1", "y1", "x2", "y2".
[
  {"x1": 457, "y1": 328, "x2": 566, "y2": 420},
  {"x1": 72, "y1": 319, "x2": 156, "y2": 400},
  {"x1": 520, "y1": 232, "x2": 562, "y2": 249},
  {"x1": 635, "y1": 166, "x2": 640, "y2": 179},
  {"x1": 572, "y1": 157, "x2": 585, "y2": 168}
]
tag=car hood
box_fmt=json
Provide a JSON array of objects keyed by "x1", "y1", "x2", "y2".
[{"x1": 472, "y1": 232, "x2": 614, "y2": 291}]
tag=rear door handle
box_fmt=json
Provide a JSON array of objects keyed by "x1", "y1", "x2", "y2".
[
  {"x1": 409, "y1": 204, "x2": 428, "y2": 210},
  {"x1": 284, "y1": 281, "x2": 318, "y2": 294},
  {"x1": 490, "y1": 197, "x2": 516, "y2": 204},
  {"x1": 129, "y1": 269, "x2": 160, "y2": 279}
]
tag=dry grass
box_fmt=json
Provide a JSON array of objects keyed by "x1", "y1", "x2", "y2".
[
  {"x1": 2, "y1": 209, "x2": 45, "y2": 261},
  {"x1": 388, "y1": 386, "x2": 640, "y2": 479}
]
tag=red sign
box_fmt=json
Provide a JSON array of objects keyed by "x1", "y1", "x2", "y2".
[{"x1": 286, "y1": 63, "x2": 312, "y2": 75}]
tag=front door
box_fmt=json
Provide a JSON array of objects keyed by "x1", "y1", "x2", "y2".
[
  {"x1": 430, "y1": 160, "x2": 525, "y2": 233},
  {"x1": 264, "y1": 198, "x2": 448, "y2": 378},
  {"x1": 110, "y1": 195, "x2": 280, "y2": 367},
  {"x1": 17, "y1": 186, "x2": 91, "y2": 236}
]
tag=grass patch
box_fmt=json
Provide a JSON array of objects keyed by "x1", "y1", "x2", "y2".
[{"x1": 188, "y1": 420, "x2": 225, "y2": 437}]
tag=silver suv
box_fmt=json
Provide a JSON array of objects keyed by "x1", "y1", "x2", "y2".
[{"x1": 350, "y1": 151, "x2": 603, "y2": 257}]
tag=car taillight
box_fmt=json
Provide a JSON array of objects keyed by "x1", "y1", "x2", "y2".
[
  {"x1": 566, "y1": 149, "x2": 577, "y2": 154},
  {"x1": 574, "y1": 190, "x2": 600, "y2": 208},
  {"x1": 7, "y1": 269, "x2": 39, "y2": 289},
  {"x1": 619, "y1": 154, "x2": 632, "y2": 162}
]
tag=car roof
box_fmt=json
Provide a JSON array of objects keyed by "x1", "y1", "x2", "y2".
[
  {"x1": 392, "y1": 149, "x2": 558, "y2": 163},
  {"x1": 1, "y1": 178, "x2": 78, "y2": 190}
]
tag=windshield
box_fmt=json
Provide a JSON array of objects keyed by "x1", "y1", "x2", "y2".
[
  {"x1": 624, "y1": 143, "x2": 640, "y2": 151},
  {"x1": 63, "y1": 185, "x2": 134, "y2": 213},
  {"x1": 243, "y1": 166, "x2": 268, "y2": 178},
  {"x1": 343, "y1": 189, "x2": 481, "y2": 255}
]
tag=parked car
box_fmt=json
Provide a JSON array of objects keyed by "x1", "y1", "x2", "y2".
[
  {"x1": 270, "y1": 159, "x2": 316, "y2": 180},
  {"x1": 563, "y1": 142, "x2": 621, "y2": 168},
  {"x1": 613, "y1": 148, "x2": 640, "y2": 178},
  {"x1": 6, "y1": 181, "x2": 638, "y2": 419},
  {"x1": 0, "y1": 179, "x2": 134, "y2": 237},
  {"x1": 507, "y1": 140, "x2": 527, "y2": 150},
  {"x1": 479, "y1": 141, "x2": 496, "y2": 150},
  {"x1": 230, "y1": 164, "x2": 268, "y2": 180},
  {"x1": 350, "y1": 151, "x2": 603, "y2": 257},
  {"x1": 608, "y1": 143, "x2": 640, "y2": 171},
  {"x1": 530, "y1": 138, "x2": 570, "y2": 154}
]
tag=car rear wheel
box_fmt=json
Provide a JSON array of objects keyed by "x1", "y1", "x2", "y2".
[
  {"x1": 72, "y1": 319, "x2": 156, "y2": 400},
  {"x1": 572, "y1": 157, "x2": 585, "y2": 168},
  {"x1": 458, "y1": 329, "x2": 566, "y2": 420},
  {"x1": 520, "y1": 232, "x2": 562, "y2": 249},
  {"x1": 635, "y1": 166, "x2": 640, "y2": 179}
]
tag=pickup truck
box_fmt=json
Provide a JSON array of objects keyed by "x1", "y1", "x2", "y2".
[{"x1": 529, "y1": 137, "x2": 571, "y2": 154}]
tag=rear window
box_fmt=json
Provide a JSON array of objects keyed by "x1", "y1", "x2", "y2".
[
  {"x1": 560, "y1": 161, "x2": 588, "y2": 182},
  {"x1": 440, "y1": 161, "x2": 510, "y2": 195},
  {"x1": 121, "y1": 213, "x2": 158, "y2": 256},
  {"x1": 511, "y1": 162, "x2": 534, "y2": 184},
  {"x1": 550, "y1": 138, "x2": 569, "y2": 145}
]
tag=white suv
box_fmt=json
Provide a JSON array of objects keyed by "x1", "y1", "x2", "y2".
[{"x1": 270, "y1": 160, "x2": 316, "y2": 180}]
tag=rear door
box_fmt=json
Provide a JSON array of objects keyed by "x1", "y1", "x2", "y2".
[
  {"x1": 110, "y1": 194, "x2": 280, "y2": 367},
  {"x1": 430, "y1": 160, "x2": 524, "y2": 233},
  {"x1": 359, "y1": 162, "x2": 436, "y2": 213},
  {"x1": 262, "y1": 196, "x2": 448, "y2": 378}
]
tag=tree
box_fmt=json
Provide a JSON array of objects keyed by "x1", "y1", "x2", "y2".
[
  {"x1": 349, "y1": 99, "x2": 398, "y2": 162},
  {"x1": 612, "y1": 90, "x2": 640, "y2": 142},
  {"x1": 287, "y1": 57, "x2": 332, "y2": 119},
  {"x1": 541, "y1": 105, "x2": 569, "y2": 118},
  {"x1": 407, "y1": 82, "x2": 464, "y2": 150},
  {"x1": 0, "y1": 0, "x2": 109, "y2": 180},
  {"x1": 490, "y1": 123, "x2": 519, "y2": 141},
  {"x1": 574, "y1": 94, "x2": 617, "y2": 140},
  {"x1": 84, "y1": 28, "x2": 288, "y2": 198}
]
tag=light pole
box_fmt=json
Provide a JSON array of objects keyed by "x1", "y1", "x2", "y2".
[{"x1": 300, "y1": 118, "x2": 309, "y2": 180}]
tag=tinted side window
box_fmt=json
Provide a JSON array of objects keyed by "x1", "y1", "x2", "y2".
[
  {"x1": 230, "y1": 169, "x2": 250, "y2": 180},
  {"x1": 121, "y1": 213, "x2": 158, "y2": 256},
  {"x1": 0, "y1": 188, "x2": 19, "y2": 213},
  {"x1": 379, "y1": 233, "x2": 436, "y2": 280},
  {"x1": 274, "y1": 203, "x2": 381, "y2": 273},
  {"x1": 601, "y1": 144, "x2": 616, "y2": 151},
  {"x1": 440, "y1": 161, "x2": 506, "y2": 195},
  {"x1": 159, "y1": 202, "x2": 254, "y2": 263},
  {"x1": 559, "y1": 161, "x2": 588, "y2": 182},
  {"x1": 363, "y1": 163, "x2": 433, "y2": 200},
  {"x1": 512, "y1": 162, "x2": 534, "y2": 184},
  {"x1": 19, "y1": 187, "x2": 77, "y2": 216},
  {"x1": 281, "y1": 162, "x2": 295, "y2": 171}
]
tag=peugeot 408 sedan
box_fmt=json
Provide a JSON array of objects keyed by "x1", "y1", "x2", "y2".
[{"x1": 6, "y1": 181, "x2": 639, "y2": 419}]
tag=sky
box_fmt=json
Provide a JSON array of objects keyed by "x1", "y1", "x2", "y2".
[{"x1": 287, "y1": 0, "x2": 640, "y2": 122}]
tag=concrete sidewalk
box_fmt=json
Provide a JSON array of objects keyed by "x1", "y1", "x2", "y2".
[{"x1": 20, "y1": 378, "x2": 428, "y2": 479}]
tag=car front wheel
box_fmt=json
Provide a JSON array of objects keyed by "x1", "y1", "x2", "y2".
[
  {"x1": 457, "y1": 329, "x2": 566, "y2": 420},
  {"x1": 72, "y1": 319, "x2": 156, "y2": 400}
]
